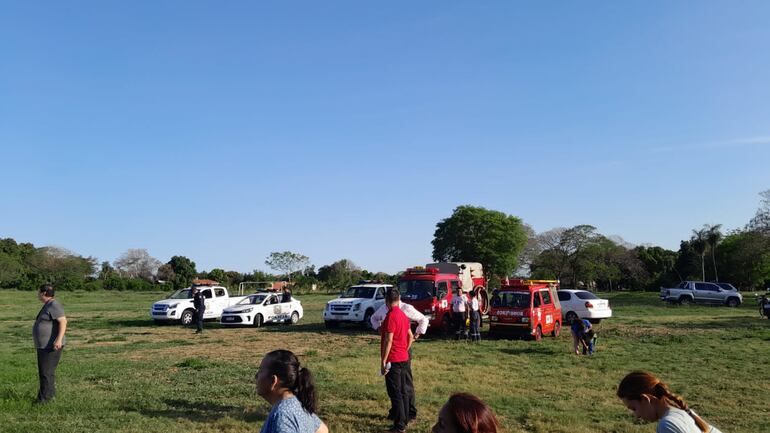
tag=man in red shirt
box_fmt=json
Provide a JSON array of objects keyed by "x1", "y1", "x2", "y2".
[{"x1": 380, "y1": 288, "x2": 413, "y2": 433}]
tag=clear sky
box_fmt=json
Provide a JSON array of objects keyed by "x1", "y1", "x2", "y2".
[{"x1": 2, "y1": 2, "x2": 769, "y2": 274}]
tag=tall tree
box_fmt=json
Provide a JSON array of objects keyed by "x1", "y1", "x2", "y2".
[
  {"x1": 747, "y1": 189, "x2": 770, "y2": 234},
  {"x1": 431, "y1": 205, "x2": 528, "y2": 279},
  {"x1": 167, "y1": 256, "x2": 197, "y2": 289},
  {"x1": 705, "y1": 224, "x2": 723, "y2": 281},
  {"x1": 690, "y1": 228, "x2": 708, "y2": 281},
  {"x1": 265, "y1": 251, "x2": 310, "y2": 283},
  {"x1": 114, "y1": 249, "x2": 162, "y2": 280}
]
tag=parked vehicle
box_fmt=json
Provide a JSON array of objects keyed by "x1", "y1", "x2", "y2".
[
  {"x1": 220, "y1": 292, "x2": 303, "y2": 326},
  {"x1": 557, "y1": 289, "x2": 612, "y2": 324},
  {"x1": 150, "y1": 284, "x2": 248, "y2": 325},
  {"x1": 488, "y1": 279, "x2": 562, "y2": 341},
  {"x1": 660, "y1": 281, "x2": 743, "y2": 307},
  {"x1": 323, "y1": 283, "x2": 391, "y2": 329},
  {"x1": 397, "y1": 262, "x2": 488, "y2": 334}
]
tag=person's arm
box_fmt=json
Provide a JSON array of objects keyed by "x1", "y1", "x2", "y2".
[
  {"x1": 370, "y1": 305, "x2": 387, "y2": 331},
  {"x1": 53, "y1": 316, "x2": 67, "y2": 351},
  {"x1": 402, "y1": 304, "x2": 428, "y2": 338},
  {"x1": 572, "y1": 333, "x2": 580, "y2": 355},
  {"x1": 407, "y1": 328, "x2": 414, "y2": 350},
  {"x1": 315, "y1": 422, "x2": 329, "y2": 433},
  {"x1": 381, "y1": 333, "x2": 394, "y2": 375}
]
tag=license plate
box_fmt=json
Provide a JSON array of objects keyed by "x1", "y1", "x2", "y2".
[{"x1": 223, "y1": 316, "x2": 236, "y2": 322}]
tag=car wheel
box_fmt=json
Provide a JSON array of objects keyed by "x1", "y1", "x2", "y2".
[
  {"x1": 679, "y1": 296, "x2": 692, "y2": 306},
  {"x1": 533, "y1": 325, "x2": 542, "y2": 341},
  {"x1": 551, "y1": 321, "x2": 561, "y2": 338},
  {"x1": 565, "y1": 311, "x2": 578, "y2": 323},
  {"x1": 180, "y1": 309, "x2": 195, "y2": 326},
  {"x1": 726, "y1": 297, "x2": 740, "y2": 308},
  {"x1": 324, "y1": 320, "x2": 338, "y2": 329},
  {"x1": 254, "y1": 314, "x2": 263, "y2": 327},
  {"x1": 362, "y1": 309, "x2": 374, "y2": 330},
  {"x1": 289, "y1": 311, "x2": 300, "y2": 324}
]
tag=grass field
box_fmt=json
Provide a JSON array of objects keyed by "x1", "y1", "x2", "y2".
[{"x1": 1, "y1": 290, "x2": 769, "y2": 433}]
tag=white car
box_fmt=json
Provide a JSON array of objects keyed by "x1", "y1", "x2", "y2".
[
  {"x1": 220, "y1": 292, "x2": 304, "y2": 327},
  {"x1": 557, "y1": 290, "x2": 612, "y2": 323}
]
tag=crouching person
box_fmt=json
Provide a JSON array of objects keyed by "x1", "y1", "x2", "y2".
[{"x1": 256, "y1": 349, "x2": 329, "y2": 433}]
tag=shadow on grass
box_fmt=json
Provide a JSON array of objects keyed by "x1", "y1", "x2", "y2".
[
  {"x1": 261, "y1": 321, "x2": 375, "y2": 337},
  {"x1": 498, "y1": 345, "x2": 561, "y2": 355},
  {"x1": 122, "y1": 397, "x2": 266, "y2": 423},
  {"x1": 663, "y1": 315, "x2": 770, "y2": 331}
]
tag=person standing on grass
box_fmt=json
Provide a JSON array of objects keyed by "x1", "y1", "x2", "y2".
[
  {"x1": 380, "y1": 288, "x2": 414, "y2": 433},
  {"x1": 450, "y1": 288, "x2": 468, "y2": 340},
  {"x1": 32, "y1": 284, "x2": 68, "y2": 404},
  {"x1": 468, "y1": 290, "x2": 481, "y2": 343},
  {"x1": 617, "y1": 371, "x2": 723, "y2": 433},
  {"x1": 256, "y1": 349, "x2": 329, "y2": 433},
  {"x1": 192, "y1": 286, "x2": 206, "y2": 333},
  {"x1": 371, "y1": 289, "x2": 429, "y2": 424},
  {"x1": 432, "y1": 392, "x2": 499, "y2": 433}
]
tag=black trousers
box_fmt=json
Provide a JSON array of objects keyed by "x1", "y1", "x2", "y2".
[
  {"x1": 36, "y1": 348, "x2": 63, "y2": 402},
  {"x1": 195, "y1": 308, "x2": 205, "y2": 331},
  {"x1": 388, "y1": 349, "x2": 416, "y2": 420},
  {"x1": 453, "y1": 312, "x2": 467, "y2": 340},
  {"x1": 385, "y1": 361, "x2": 409, "y2": 431}
]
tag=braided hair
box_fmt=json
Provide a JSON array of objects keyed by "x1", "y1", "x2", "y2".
[
  {"x1": 617, "y1": 371, "x2": 709, "y2": 432},
  {"x1": 262, "y1": 350, "x2": 318, "y2": 414}
]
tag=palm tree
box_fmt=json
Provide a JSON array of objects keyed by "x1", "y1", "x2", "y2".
[
  {"x1": 705, "y1": 224, "x2": 723, "y2": 282},
  {"x1": 691, "y1": 228, "x2": 707, "y2": 282}
]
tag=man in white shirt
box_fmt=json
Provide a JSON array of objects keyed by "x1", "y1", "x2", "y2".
[
  {"x1": 450, "y1": 288, "x2": 468, "y2": 340},
  {"x1": 370, "y1": 292, "x2": 429, "y2": 424}
]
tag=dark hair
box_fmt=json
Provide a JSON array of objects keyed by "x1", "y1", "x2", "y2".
[
  {"x1": 39, "y1": 284, "x2": 55, "y2": 297},
  {"x1": 617, "y1": 371, "x2": 709, "y2": 432},
  {"x1": 386, "y1": 287, "x2": 400, "y2": 304},
  {"x1": 262, "y1": 350, "x2": 318, "y2": 414},
  {"x1": 445, "y1": 393, "x2": 499, "y2": 433}
]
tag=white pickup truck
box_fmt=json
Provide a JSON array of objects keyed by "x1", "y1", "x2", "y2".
[
  {"x1": 323, "y1": 283, "x2": 392, "y2": 329},
  {"x1": 150, "y1": 285, "x2": 248, "y2": 325}
]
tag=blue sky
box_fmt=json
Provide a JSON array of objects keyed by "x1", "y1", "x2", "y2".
[{"x1": 2, "y1": 2, "x2": 769, "y2": 274}]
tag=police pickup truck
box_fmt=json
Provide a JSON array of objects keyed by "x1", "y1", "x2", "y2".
[
  {"x1": 660, "y1": 281, "x2": 742, "y2": 307},
  {"x1": 323, "y1": 283, "x2": 391, "y2": 329},
  {"x1": 150, "y1": 285, "x2": 248, "y2": 325}
]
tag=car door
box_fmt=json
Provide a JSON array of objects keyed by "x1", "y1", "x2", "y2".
[
  {"x1": 540, "y1": 289, "x2": 555, "y2": 333},
  {"x1": 201, "y1": 288, "x2": 215, "y2": 318},
  {"x1": 213, "y1": 288, "x2": 228, "y2": 315},
  {"x1": 374, "y1": 287, "x2": 386, "y2": 310},
  {"x1": 694, "y1": 282, "x2": 718, "y2": 303}
]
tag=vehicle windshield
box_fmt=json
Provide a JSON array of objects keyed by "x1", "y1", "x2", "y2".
[
  {"x1": 493, "y1": 292, "x2": 530, "y2": 308},
  {"x1": 575, "y1": 291, "x2": 599, "y2": 300},
  {"x1": 341, "y1": 286, "x2": 376, "y2": 299},
  {"x1": 168, "y1": 289, "x2": 191, "y2": 299},
  {"x1": 238, "y1": 294, "x2": 268, "y2": 305},
  {"x1": 397, "y1": 280, "x2": 435, "y2": 300}
]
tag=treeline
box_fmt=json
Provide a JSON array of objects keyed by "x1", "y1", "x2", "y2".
[
  {"x1": 0, "y1": 241, "x2": 397, "y2": 293},
  {"x1": 2, "y1": 190, "x2": 768, "y2": 292}
]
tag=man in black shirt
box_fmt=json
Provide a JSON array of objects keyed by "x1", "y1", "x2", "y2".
[{"x1": 192, "y1": 287, "x2": 206, "y2": 333}]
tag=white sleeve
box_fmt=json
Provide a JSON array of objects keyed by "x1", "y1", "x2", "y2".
[
  {"x1": 370, "y1": 304, "x2": 388, "y2": 330},
  {"x1": 402, "y1": 303, "x2": 429, "y2": 336}
]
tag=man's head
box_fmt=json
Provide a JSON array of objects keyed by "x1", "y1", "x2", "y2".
[
  {"x1": 192, "y1": 287, "x2": 199, "y2": 295},
  {"x1": 385, "y1": 287, "x2": 400, "y2": 310},
  {"x1": 37, "y1": 284, "x2": 55, "y2": 302}
]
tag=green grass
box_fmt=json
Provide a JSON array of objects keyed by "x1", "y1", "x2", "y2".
[{"x1": 1, "y1": 290, "x2": 769, "y2": 432}]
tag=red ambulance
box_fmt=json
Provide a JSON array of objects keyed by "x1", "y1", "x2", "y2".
[{"x1": 488, "y1": 279, "x2": 562, "y2": 341}]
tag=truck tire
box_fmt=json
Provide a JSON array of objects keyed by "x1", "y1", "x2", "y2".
[
  {"x1": 289, "y1": 311, "x2": 300, "y2": 324},
  {"x1": 551, "y1": 321, "x2": 561, "y2": 338},
  {"x1": 533, "y1": 325, "x2": 542, "y2": 341},
  {"x1": 180, "y1": 309, "x2": 195, "y2": 326},
  {"x1": 324, "y1": 320, "x2": 339, "y2": 329},
  {"x1": 679, "y1": 296, "x2": 693, "y2": 306},
  {"x1": 362, "y1": 309, "x2": 374, "y2": 330},
  {"x1": 254, "y1": 314, "x2": 263, "y2": 327},
  {"x1": 726, "y1": 297, "x2": 740, "y2": 308},
  {"x1": 475, "y1": 286, "x2": 490, "y2": 315}
]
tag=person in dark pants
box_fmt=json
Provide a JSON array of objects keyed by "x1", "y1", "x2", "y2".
[
  {"x1": 450, "y1": 288, "x2": 468, "y2": 340},
  {"x1": 33, "y1": 284, "x2": 68, "y2": 404},
  {"x1": 371, "y1": 292, "x2": 429, "y2": 425},
  {"x1": 380, "y1": 288, "x2": 413, "y2": 433},
  {"x1": 468, "y1": 290, "x2": 481, "y2": 342},
  {"x1": 192, "y1": 287, "x2": 206, "y2": 333}
]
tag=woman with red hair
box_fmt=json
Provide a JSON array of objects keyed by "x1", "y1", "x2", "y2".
[{"x1": 432, "y1": 393, "x2": 499, "y2": 433}]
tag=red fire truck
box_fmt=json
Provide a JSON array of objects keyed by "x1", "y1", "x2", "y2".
[
  {"x1": 397, "y1": 262, "x2": 488, "y2": 334},
  {"x1": 488, "y1": 279, "x2": 562, "y2": 341}
]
